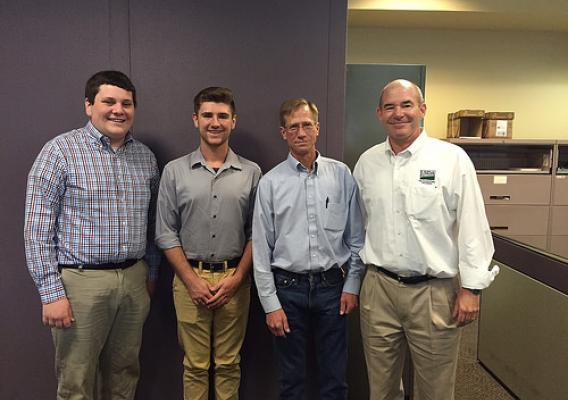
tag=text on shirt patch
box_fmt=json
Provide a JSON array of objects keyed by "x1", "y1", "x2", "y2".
[{"x1": 419, "y1": 169, "x2": 436, "y2": 185}]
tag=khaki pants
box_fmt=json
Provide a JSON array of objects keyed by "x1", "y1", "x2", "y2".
[
  {"x1": 173, "y1": 268, "x2": 250, "y2": 400},
  {"x1": 360, "y1": 268, "x2": 461, "y2": 400},
  {"x1": 52, "y1": 261, "x2": 150, "y2": 400}
]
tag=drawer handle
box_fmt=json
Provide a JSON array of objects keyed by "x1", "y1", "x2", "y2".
[
  {"x1": 489, "y1": 195, "x2": 511, "y2": 201},
  {"x1": 490, "y1": 226, "x2": 509, "y2": 230}
]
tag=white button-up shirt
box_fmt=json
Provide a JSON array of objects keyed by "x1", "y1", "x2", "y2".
[{"x1": 353, "y1": 131, "x2": 498, "y2": 289}]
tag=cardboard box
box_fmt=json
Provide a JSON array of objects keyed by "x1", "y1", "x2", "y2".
[
  {"x1": 446, "y1": 110, "x2": 485, "y2": 138},
  {"x1": 483, "y1": 112, "x2": 514, "y2": 139}
]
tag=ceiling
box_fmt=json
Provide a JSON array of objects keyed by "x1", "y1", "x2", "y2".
[{"x1": 348, "y1": 0, "x2": 568, "y2": 32}]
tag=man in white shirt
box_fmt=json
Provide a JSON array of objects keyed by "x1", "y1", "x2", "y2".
[{"x1": 353, "y1": 79, "x2": 499, "y2": 400}]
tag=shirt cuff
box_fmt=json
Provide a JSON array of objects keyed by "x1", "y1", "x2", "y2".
[
  {"x1": 460, "y1": 264, "x2": 500, "y2": 289},
  {"x1": 39, "y1": 283, "x2": 67, "y2": 305},
  {"x1": 259, "y1": 294, "x2": 282, "y2": 314},
  {"x1": 342, "y1": 275, "x2": 361, "y2": 295}
]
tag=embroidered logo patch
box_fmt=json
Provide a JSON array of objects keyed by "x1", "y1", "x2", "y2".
[{"x1": 419, "y1": 169, "x2": 436, "y2": 184}]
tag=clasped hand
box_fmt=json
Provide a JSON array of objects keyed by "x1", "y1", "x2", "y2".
[{"x1": 188, "y1": 274, "x2": 242, "y2": 310}]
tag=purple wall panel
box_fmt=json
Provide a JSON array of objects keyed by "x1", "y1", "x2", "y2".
[
  {"x1": 0, "y1": 1, "x2": 347, "y2": 398},
  {"x1": 0, "y1": 1, "x2": 122, "y2": 399}
]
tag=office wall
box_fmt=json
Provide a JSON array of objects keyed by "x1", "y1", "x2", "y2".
[
  {"x1": 347, "y1": 27, "x2": 568, "y2": 140},
  {"x1": 0, "y1": 1, "x2": 349, "y2": 399}
]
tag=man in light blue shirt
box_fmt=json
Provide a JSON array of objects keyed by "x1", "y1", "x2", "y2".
[{"x1": 252, "y1": 98, "x2": 364, "y2": 400}]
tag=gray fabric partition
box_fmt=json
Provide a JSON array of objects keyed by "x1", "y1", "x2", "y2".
[{"x1": 0, "y1": 1, "x2": 351, "y2": 399}]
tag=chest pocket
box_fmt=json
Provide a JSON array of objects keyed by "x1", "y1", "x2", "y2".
[
  {"x1": 324, "y1": 202, "x2": 347, "y2": 231},
  {"x1": 406, "y1": 184, "x2": 440, "y2": 221}
]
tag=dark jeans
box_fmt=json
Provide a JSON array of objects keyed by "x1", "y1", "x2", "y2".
[{"x1": 273, "y1": 268, "x2": 348, "y2": 400}]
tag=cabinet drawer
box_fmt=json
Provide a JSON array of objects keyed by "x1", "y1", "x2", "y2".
[
  {"x1": 477, "y1": 175, "x2": 552, "y2": 205},
  {"x1": 552, "y1": 175, "x2": 568, "y2": 205},
  {"x1": 485, "y1": 205, "x2": 549, "y2": 236},
  {"x1": 551, "y1": 206, "x2": 568, "y2": 235},
  {"x1": 506, "y1": 235, "x2": 548, "y2": 250},
  {"x1": 549, "y1": 236, "x2": 568, "y2": 259}
]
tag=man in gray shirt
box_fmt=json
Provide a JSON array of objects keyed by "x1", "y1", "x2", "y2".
[
  {"x1": 155, "y1": 87, "x2": 261, "y2": 400},
  {"x1": 253, "y1": 98, "x2": 364, "y2": 400}
]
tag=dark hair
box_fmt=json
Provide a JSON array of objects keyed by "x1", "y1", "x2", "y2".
[
  {"x1": 85, "y1": 70, "x2": 137, "y2": 106},
  {"x1": 193, "y1": 87, "x2": 236, "y2": 115},
  {"x1": 279, "y1": 98, "x2": 319, "y2": 127}
]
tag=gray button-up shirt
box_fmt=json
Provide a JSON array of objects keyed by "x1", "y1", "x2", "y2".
[
  {"x1": 155, "y1": 148, "x2": 261, "y2": 261},
  {"x1": 252, "y1": 153, "x2": 365, "y2": 313}
]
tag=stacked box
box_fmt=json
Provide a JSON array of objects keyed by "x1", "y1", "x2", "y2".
[
  {"x1": 446, "y1": 110, "x2": 485, "y2": 138},
  {"x1": 483, "y1": 112, "x2": 514, "y2": 139}
]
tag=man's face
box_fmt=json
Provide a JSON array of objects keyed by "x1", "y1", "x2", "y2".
[
  {"x1": 280, "y1": 105, "x2": 319, "y2": 160},
  {"x1": 193, "y1": 102, "x2": 236, "y2": 148},
  {"x1": 85, "y1": 84, "x2": 135, "y2": 144},
  {"x1": 377, "y1": 84, "x2": 426, "y2": 147}
]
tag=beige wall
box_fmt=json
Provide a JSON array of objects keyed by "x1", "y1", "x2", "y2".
[{"x1": 347, "y1": 27, "x2": 568, "y2": 139}]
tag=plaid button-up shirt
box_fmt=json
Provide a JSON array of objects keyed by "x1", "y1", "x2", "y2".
[{"x1": 24, "y1": 122, "x2": 160, "y2": 304}]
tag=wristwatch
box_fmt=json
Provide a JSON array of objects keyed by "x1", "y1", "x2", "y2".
[{"x1": 464, "y1": 288, "x2": 482, "y2": 295}]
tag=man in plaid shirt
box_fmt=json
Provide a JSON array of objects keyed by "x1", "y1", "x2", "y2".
[{"x1": 24, "y1": 70, "x2": 160, "y2": 400}]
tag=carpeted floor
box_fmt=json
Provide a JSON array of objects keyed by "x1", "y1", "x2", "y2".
[{"x1": 454, "y1": 319, "x2": 516, "y2": 400}]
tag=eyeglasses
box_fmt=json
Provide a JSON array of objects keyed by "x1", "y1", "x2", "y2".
[{"x1": 285, "y1": 122, "x2": 317, "y2": 134}]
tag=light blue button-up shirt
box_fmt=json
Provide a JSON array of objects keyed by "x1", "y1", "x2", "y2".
[{"x1": 252, "y1": 152, "x2": 365, "y2": 313}]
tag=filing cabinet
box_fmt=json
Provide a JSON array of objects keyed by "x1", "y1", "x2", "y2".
[{"x1": 448, "y1": 139, "x2": 568, "y2": 257}]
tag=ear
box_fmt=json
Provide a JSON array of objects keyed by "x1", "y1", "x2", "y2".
[
  {"x1": 419, "y1": 102, "x2": 427, "y2": 117},
  {"x1": 315, "y1": 121, "x2": 320, "y2": 136},
  {"x1": 85, "y1": 98, "x2": 92, "y2": 118},
  {"x1": 192, "y1": 113, "x2": 199, "y2": 128},
  {"x1": 231, "y1": 114, "x2": 237, "y2": 129},
  {"x1": 280, "y1": 127, "x2": 287, "y2": 140},
  {"x1": 376, "y1": 106, "x2": 384, "y2": 123}
]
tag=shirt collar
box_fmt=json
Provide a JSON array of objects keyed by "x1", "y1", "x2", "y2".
[
  {"x1": 385, "y1": 129, "x2": 429, "y2": 157},
  {"x1": 286, "y1": 151, "x2": 320, "y2": 175},
  {"x1": 85, "y1": 121, "x2": 134, "y2": 147},
  {"x1": 190, "y1": 147, "x2": 242, "y2": 171}
]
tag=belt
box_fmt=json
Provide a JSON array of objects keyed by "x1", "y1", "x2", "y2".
[
  {"x1": 371, "y1": 265, "x2": 434, "y2": 285},
  {"x1": 272, "y1": 267, "x2": 344, "y2": 282},
  {"x1": 189, "y1": 258, "x2": 240, "y2": 272},
  {"x1": 58, "y1": 259, "x2": 139, "y2": 271}
]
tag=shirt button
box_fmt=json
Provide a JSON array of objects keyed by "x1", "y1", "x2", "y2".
[
  {"x1": 211, "y1": 253, "x2": 215, "y2": 257},
  {"x1": 213, "y1": 215, "x2": 217, "y2": 218},
  {"x1": 311, "y1": 235, "x2": 315, "y2": 238},
  {"x1": 212, "y1": 234, "x2": 216, "y2": 238},
  {"x1": 213, "y1": 195, "x2": 218, "y2": 199},
  {"x1": 312, "y1": 254, "x2": 316, "y2": 257}
]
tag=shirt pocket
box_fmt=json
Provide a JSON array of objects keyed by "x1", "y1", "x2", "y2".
[
  {"x1": 324, "y1": 202, "x2": 347, "y2": 231},
  {"x1": 406, "y1": 184, "x2": 440, "y2": 221}
]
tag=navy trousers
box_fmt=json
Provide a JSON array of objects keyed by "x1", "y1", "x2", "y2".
[{"x1": 273, "y1": 268, "x2": 348, "y2": 400}]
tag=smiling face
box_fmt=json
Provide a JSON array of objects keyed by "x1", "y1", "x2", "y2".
[
  {"x1": 85, "y1": 84, "x2": 135, "y2": 147},
  {"x1": 193, "y1": 101, "x2": 236, "y2": 149},
  {"x1": 377, "y1": 81, "x2": 426, "y2": 152},
  {"x1": 280, "y1": 104, "x2": 320, "y2": 165}
]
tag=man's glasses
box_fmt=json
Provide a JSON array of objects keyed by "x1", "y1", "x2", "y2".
[{"x1": 285, "y1": 122, "x2": 317, "y2": 134}]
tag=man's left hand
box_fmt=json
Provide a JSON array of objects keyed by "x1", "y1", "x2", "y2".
[
  {"x1": 452, "y1": 288, "x2": 480, "y2": 327},
  {"x1": 206, "y1": 274, "x2": 243, "y2": 309},
  {"x1": 340, "y1": 292, "x2": 359, "y2": 315}
]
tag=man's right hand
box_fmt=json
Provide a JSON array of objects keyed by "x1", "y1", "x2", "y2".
[
  {"x1": 186, "y1": 276, "x2": 215, "y2": 306},
  {"x1": 42, "y1": 298, "x2": 74, "y2": 329},
  {"x1": 266, "y1": 308, "x2": 290, "y2": 337}
]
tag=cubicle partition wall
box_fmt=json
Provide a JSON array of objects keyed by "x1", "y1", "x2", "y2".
[{"x1": 0, "y1": 2, "x2": 352, "y2": 399}]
